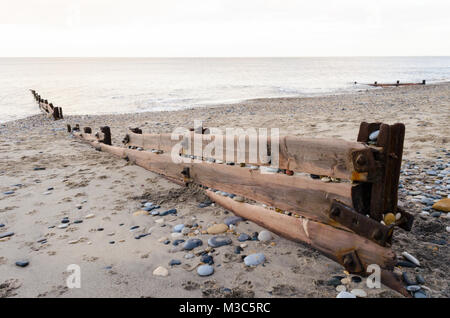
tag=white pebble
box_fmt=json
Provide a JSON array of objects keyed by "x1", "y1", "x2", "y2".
[{"x1": 402, "y1": 251, "x2": 420, "y2": 267}]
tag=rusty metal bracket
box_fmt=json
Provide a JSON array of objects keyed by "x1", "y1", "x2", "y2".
[
  {"x1": 330, "y1": 200, "x2": 393, "y2": 246},
  {"x1": 338, "y1": 250, "x2": 364, "y2": 273},
  {"x1": 181, "y1": 167, "x2": 192, "y2": 183}
]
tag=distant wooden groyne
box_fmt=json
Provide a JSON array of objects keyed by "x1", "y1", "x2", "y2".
[
  {"x1": 360, "y1": 80, "x2": 426, "y2": 87},
  {"x1": 30, "y1": 90, "x2": 63, "y2": 120}
]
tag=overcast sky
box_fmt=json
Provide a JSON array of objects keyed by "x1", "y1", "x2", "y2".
[{"x1": 0, "y1": 0, "x2": 449, "y2": 57}]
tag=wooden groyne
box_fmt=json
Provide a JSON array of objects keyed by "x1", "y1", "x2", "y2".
[
  {"x1": 66, "y1": 121, "x2": 414, "y2": 297},
  {"x1": 30, "y1": 90, "x2": 63, "y2": 120},
  {"x1": 368, "y1": 80, "x2": 426, "y2": 87}
]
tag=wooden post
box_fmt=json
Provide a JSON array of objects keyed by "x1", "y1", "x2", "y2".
[{"x1": 100, "y1": 126, "x2": 112, "y2": 145}]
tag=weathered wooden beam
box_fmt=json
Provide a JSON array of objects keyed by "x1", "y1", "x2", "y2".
[
  {"x1": 124, "y1": 130, "x2": 376, "y2": 181},
  {"x1": 75, "y1": 131, "x2": 358, "y2": 227}
]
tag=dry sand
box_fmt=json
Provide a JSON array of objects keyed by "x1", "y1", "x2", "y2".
[{"x1": 0, "y1": 83, "x2": 449, "y2": 298}]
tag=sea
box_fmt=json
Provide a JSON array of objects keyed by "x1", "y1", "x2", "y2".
[{"x1": 0, "y1": 57, "x2": 449, "y2": 123}]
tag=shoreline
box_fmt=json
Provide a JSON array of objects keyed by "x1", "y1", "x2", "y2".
[
  {"x1": 2, "y1": 81, "x2": 450, "y2": 126},
  {"x1": 0, "y1": 81, "x2": 449, "y2": 298}
]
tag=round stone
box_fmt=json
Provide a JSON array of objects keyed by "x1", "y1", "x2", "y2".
[
  {"x1": 173, "y1": 224, "x2": 185, "y2": 233},
  {"x1": 197, "y1": 264, "x2": 214, "y2": 277},
  {"x1": 169, "y1": 259, "x2": 181, "y2": 266},
  {"x1": 238, "y1": 233, "x2": 250, "y2": 242},
  {"x1": 200, "y1": 254, "x2": 214, "y2": 265},
  {"x1": 244, "y1": 253, "x2": 266, "y2": 266},
  {"x1": 224, "y1": 216, "x2": 243, "y2": 226},
  {"x1": 15, "y1": 261, "x2": 29, "y2": 267},
  {"x1": 208, "y1": 236, "x2": 232, "y2": 248},
  {"x1": 257, "y1": 230, "x2": 272, "y2": 242},
  {"x1": 184, "y1": 253, "x2": 195, "y2": 259},
  {"x1": 406, "y1": 285, "x2": 421, "y2": 292},
  {"x1": 233, "y1": 196, "x2": 245, "y2": 202},
  {"x1": 207, "y1": 223, "x2": 229, "y2": 234},
  {"x1": 402, "y1": 251, "x2": 420, "y2": 267},
  {"x1": 153, "y1": 266, "x2": 169, "y2": 276},
  {"x1": 336, "y1": 285, "x2": 346, "y2": 292},
  {"x1": 336, "y1": 291, "x2": 356, "y2": 298},
  {"x1": 384, "y1": 213, "x2": 396, "y2": 225},
  {"x1": 183, "y1": 238, "x2": 203, "y2": 251},
  {"x1": 350, "y1": 289, "x2": 367, "y2": 297},
  {"x1": 369, "y1": 130, "x2": 379, "y2": 141}
]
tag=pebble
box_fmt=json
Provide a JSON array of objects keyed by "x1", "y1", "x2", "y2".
[
  {"x1": 3, "y1": 191, "x2": 14, "y2": 195},
  {"x1": 414, "y1": 291, "x2": 427, "y2": 298},
  {"x1": 207, "y1": 223, "x2": 228, "y2": 234},
  {"x1": 402, "y1": 251, "x2": 420, "y2": 267},
  {"x1": 336, "y1": 285, "x2": 346, "y2": 292},
  {"x1": 169, "y1": 259, "x2": 181, "y2": 266},
  {"x1": 144, "y1": 202, "x2": 153, "y2": 208},
  {"x1": 369, "y1": 130, "x2": 379, "y2": 141},
  {"x1": 233, "y1": 196, "x2": 245, "y2": 202},
  {"x1": 336, "y1": 291, "x2": 356, "y2": 298},
  {"x1": 74, "y1": 220, "x2": 83, "y2": 224},
  {"x1": 432, "y1": 198, "x2": 450, "y2": 212},
  {"x1": 430, "y1": 211, "x2": 441, "y2": 218},
  {"x1": 58, "y1": 224, "x2": 68, "y2": 229},
  {"x1": 446, "y1": 226, "x2": 450, "y2": 233},
  {"x1": 173, "y1": 224, "x2": 185, "y2": 233},
  {"x1": 406, "y1": 285, "x2": 421, "y2": 292},
  {"x1": 224, "y1": 216, "x2": 244, "y2": 226},
  {"x1": 61, "y1": 219, "x2": 70, "y2": 224},
  {"x1": 402, "y1": 272, "x2": 415, "y2": 286},
  {"x1": 0, "y1": 224, "x2": 4, "y2": 228},
  {"x1": 183, "y1": 238, "x2": 203, "y2": 250},
  {"x1": 326, "y1": 277, "x2": 342, "y2": 287},
  {"x1": 208, "y1": 236, "x2": 232, "y2": 248},
  {"x1": 238, "y1": 233, "x2": 250, "y2": 242},
  {"x1": 85, "y1": 214, "x2": 95, "y2": 219},
  {"x1": 200, "y1": 254, "x2": 214, "y2": 265},
  {"x1": 184, "y1": 253, "x2": 195, "y2": 259},
  {"x1": 172, "y1": 239, "x2": 185, "y2": 246},
  {"x1": 384, "y1": 213, "x2": 396, "y2": 225},
  {"x1": 153, "y1": 266, "x2": 169, "y2": 277},
  {"x1": 133, "y1": 210, "x2": 149, "y2": 216},
  {"x1": 130, "y1": 225, "x2": 140, "y2": 230},
  {"x1": 244, "y1": 253, "x2": 266, "y2": 266},
  {"x1": 159, "y1": 208, "x2": 177, "y2": 216},
  {"x1": 257, "y1": 230, "x2": 272, "y2": 242},
  {"x1": 0, "y1": 232, "x2": 14, "y2": 239},
  {"x1": 350, "y1": 289, "x2": 367, "y2": 297},
  {"x1": 351, "y1": 276, "x2": 362, "y2": 283},
  {"x1": 397, "y1": 260, "x2": 417, "y2": 268},
  {"x1": 234, "y1": 246, "x2": 243, "y2": 254},
  {"x1": 15, "y1": 261, "x2": 29, "y2": 267},
  {"x1": 171, "y1": 232, "x2": 183, "y2": 239},
  {"x1": 197, "y1": 264, "x2": 214, "y2": 276}
]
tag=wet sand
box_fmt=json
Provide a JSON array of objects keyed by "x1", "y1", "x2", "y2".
[{"x1": 0, "y1": 83, "x2": 449, "y2": 298}]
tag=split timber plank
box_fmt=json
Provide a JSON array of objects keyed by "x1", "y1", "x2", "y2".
[{"x1": 125, "y1": 131, "x2": 373, "y2": 181}]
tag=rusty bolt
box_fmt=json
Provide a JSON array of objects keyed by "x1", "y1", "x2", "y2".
[
  {"x1": 331, "y1": 207, "x2": 340, "y2": 217},
  {"x1": 343, "y1": 255, "x2": 354, "y2": 267}
]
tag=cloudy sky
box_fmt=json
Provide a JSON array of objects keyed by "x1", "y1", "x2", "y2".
[{"x1": 0, "y1": 0, "x2": 449, "y2": 57}]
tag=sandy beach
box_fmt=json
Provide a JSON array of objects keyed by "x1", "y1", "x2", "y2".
[{"x1": 0, "y1": 83, "x2": 449, "y2": 298}]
